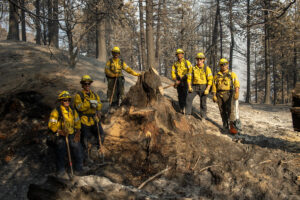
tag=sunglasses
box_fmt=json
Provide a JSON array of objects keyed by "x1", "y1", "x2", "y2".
[
  {"x1": 62, "y1": 99, "x2": 71, "y2": 102},
  {"x1": 220, "y1": 64, "x2": 227, "y2": 66},
  {"x1": 82, "y1": 82, "x2": 91, "y2": 86}
]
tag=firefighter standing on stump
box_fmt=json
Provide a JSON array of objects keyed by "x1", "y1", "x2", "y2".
[
  {"x1": 48, "y1": 91, "x2": 84, "y2": 176},
  {"x1": 105, "y1": 46, "x2": 140, "y2": 108},
  {"x1": 186, "y1": 52, "x2": 213, "y2": 119},
  {"x1": 74, "y1": 75, "x2": 104, "y2": 163},
  {"x1": 171, "y1": 49, "x2": 193, "y2": 114},
  {"x1": 212, "y1": 58, "x2": 241, "y2": 133}
]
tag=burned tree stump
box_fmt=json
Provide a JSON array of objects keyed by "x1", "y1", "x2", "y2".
[
  {"x1": 291, "y1": 82, "x2": 300, "y2": 131},
  {"x1": 122, "y1": 67, "x2": 163, "y2": 107}
]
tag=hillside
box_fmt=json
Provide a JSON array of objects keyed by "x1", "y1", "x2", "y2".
[{"x1": 0, "y1": 41, "x2": 299, "y2": 200}]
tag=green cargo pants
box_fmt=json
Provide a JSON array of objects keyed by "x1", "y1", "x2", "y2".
[
  {"x1": 216, "y1": 91, "x2": 235, "y2": 128},
  {"x1": 107, "y1": 76, "x2": 125, "y2": 106}
]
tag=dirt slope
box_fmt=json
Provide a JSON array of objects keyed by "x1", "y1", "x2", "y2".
[{"x1": 0, "y1": 41, "x2": 299, "y2": 200}]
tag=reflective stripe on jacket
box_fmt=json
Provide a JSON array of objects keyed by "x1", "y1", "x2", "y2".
[
  {"x1": 74, "y1": 90, "x2": 102, "y2": 126},
  {"x1": 187, "y1": 64, "x2": 213, "y2": 85},
  {"x1": 212, "y1": 70, "x2": 240, "y2": 93},
  {"x1": 171, "y1": 58, "x2": 192, "y2": 80},
  {"x1": 48, "y1": 105, "x2": 81, "y2": 134},
  {"x1": 105, "y1": 58, "x2": 139, "y2": 77}
]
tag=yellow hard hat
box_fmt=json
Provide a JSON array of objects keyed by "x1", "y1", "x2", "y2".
[
  {"x1": 80, "y1": 75, "x2": 93, "y2": 84},
  {"x1": 112, "y1": 46, "x2": 120, "y2": 53},
  {"x1": 176, "y1": 49, "x2": 184, "y2": 55},
  {"x1": 195, "y1": 52, "x2": 205, "y2": 59},
  {"x1": 219, "y1": 58, "x2": 229, "y2": 65},
  {"x1": 58, "y1": 91, "x2": 71, "y2": 100}
]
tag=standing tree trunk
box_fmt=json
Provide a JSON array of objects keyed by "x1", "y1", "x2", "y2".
[
  {"x1": 229, "y1": 0, "x2": 234, "y2": 70},
  {"x1": 20, "y1": 0, "x2": 26, "y2": 41},
  {"x1": 146, "y1": 0, "x2": 155, "y2": 69},
  {"x1": 47, "y1": 0, "x2": 53, "y2": 45},
  {"x1": 255, "y1": 45, "x2": 258, "y2": 103},
  {"x1": 155, "y1": 0, "x2": 162, "y2": 74},
  {"x1": 96, "y1": 19, "x2": 107, "y2": 62},
  {"x1": 52, "y1": 0, "x2": 59, "y2": 48},
  {"x1": 245, "y1": 0, "x2": 251, "y2": 103},
  {"x1": 35, "y1": 0, "x2": 41, "y2": 45},
  {"x1": 139, "y1": 0, "x2": 146, "y2": 71},
  {"x1": 42, "y1": 0, "x2": 47, "y2": 45},
  {"x1": 7, "y1": 0, "x2": 19, "y2": 40},
  {"x1": 211, "y1": 0, "x2": 220, "y2": 74},
  {"x1": 273, "y1": 57, "x2": 277, "y2": 105},
  {"x1": 263, "y1": 0, "x2": 271, "y2": 104},
  {"x1": 218, "y1": 3, "x2": 223, "y2": 58},
  {"x1": 281, "y1": 67, "x2": 284, "y2": 104}
]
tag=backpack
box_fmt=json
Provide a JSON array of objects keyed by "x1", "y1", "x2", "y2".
[
  {"x1": 216, "y1": 71, "x2": 234, "y2": 91},
  {"x1": 109, "y1": 58, "x2": 124, "y2": 72},
  {"x1": 174, "y1": 59, "x2": 190, "y2": 79},
  {"x1": 74, "y1": 91, "x2": 97, "y2": 118}
]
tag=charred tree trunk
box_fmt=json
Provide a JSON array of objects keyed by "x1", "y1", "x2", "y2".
[
  {"x1": 7, "y1": 0, "x2": 19, "y2": 40},
  {"x1": 211, "y1": 0, "x2": 220, "y2": 74},
  {"x1": 52, "y1": 0, "x2": 59, "y2": 48},
  {"x1": 35, "y1": 0, "x2": 41, "y2": 45},
  {"x1": 139, "y1": 0, "x2": 146, "y2": 71},
  {"x1": 273, "y1": 58, "x2": 277, "y2": 105},
  {"x1": 96, "y1": 18, "x2": 106, "y2": 62},
  {"x1": 20, "y1": 0, "x2": 26, "y2": 42},
  {"x1": 47, "y1": 0, "x2": 53, "y2": 45},
  {"x1": 155, "y1": 0, "x2": 162, "y2": 74},
  {"x1": 245, "y1": 0, "x2": 251, "y2": 103},
  {"x1": 218, "y1": 4, "x2": 223, "y2": 58},
  {"x1": 263, "y1": 0, "x2": 271, "y2": 104},
  {"x1": 229, "y1": 0, "x2": 234, "y2": 71},
  {"x1": 255, "y1": 47, "x2": 258, "y2": 103},
  {"x1": 42, "y1": 0, "x2": 47, "y2": 45},
  {"x1": 146, "y1": 0, "x2": 155, "y2": 69}
]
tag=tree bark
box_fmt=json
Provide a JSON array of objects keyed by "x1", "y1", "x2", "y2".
[
  {"x1": 7, "y1": 0, "x2": 19, "y2": 40},
  {"x1": 42, "y1": 0, "x2": 47, "y2": 45},
  {"x1": 47, "y1": 0, "x2": 53, "y2": 45},
  {"x1": 146, "y1": 0, "x2": 155, "y2": 69},
  {"x1": 211, "y1": 0, "x2": 220, "y2": 74},
  {"x1": 52, "y1": 0, "x2": 59, "y2": 48},
  {"x1": 35, "y1": 0, "x2": 41, "y2": 45},
  {"x1": 263, "y1": 0, "x2": 271, "y2": 104},
  {"x1": 20, "y1": 0, "x2": 26, "y2": 41},
  {"x1": 218, "y1": 3, "x2": 223, "y2": 58},
  {"x1": 139, "y1": 0, "x2": 146, "y2": 71},
  {"x1": 229, "y1": 0, "x2": 234, "y2": 71},
  {"x1": 155, "y1": 0, "x2": 162, "y2": 74},
  {"x1": 96, "y1": 19, "x2": 106, "y2": 62},
  {"x1": 255, "y1": 45, "x2": 258, "y2": 103},
  {"x1": 273, "y1": 57, "x2": 277, "y2": 105},
  {"x1": 245, "y1": 0, "x2": 251, "y2": 103}
]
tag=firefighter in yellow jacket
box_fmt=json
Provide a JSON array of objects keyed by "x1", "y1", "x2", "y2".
[
  {"x1": 48, "y1": 91, "x2": 83, "y2": 176},
  {"x1": 212, "y1": 58, "x2": 240, "y2": 131},
  {"x1": 171, "y1": 49, "x2": 192, "y2": 114},
  {"x1": 74, "y1": 75, "x2": 104, "y2": 163},
  {"x1": 105, "y1": 46, "x2": 140, "y2": 107},
  {"x1": 186, "y1": 53, "x2": 213, "y2": 119}
]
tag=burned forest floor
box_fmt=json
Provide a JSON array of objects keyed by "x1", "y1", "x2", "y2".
[{"x1": 0, "y1": 41, "x2": 299, "y2": 200}]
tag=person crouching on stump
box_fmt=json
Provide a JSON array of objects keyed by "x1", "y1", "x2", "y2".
[
  {"x1": 186, "y1": 52, "x2": 213, "y2": 119},
  {"x1": 48, "y1": 91, "x2": 83, "y2": 176}
]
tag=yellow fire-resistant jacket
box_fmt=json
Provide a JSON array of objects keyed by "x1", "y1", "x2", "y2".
[
  {"x1": 74, "y1": 90, "x2": 102, "y2": 126},
  {"x1": 187, "y1": 64, "x2": 213, "y2": 85},
  {"x1": 171, "y1": 58, "x2": 192, "y2": 81},
  {"x1": 212, "y1": 70, "x2": 240, "y2": 93},
  {"x1": 105, "y1": 58, "x2": 139, "y2": 78},
  {"x1": 48, "y1": 106, "x2": 81, "y2": 134}
]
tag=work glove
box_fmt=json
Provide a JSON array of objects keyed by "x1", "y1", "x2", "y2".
[
  {"x1": 74, "y1": 130, "x2": 80, "y2": 143},
  {"x1": 204, "y1": 89, "x2": 209, "y2": 95},
  {"x1": 89, "y1": 100, "x2": 98, "y2": 108},
  {"x1": 188, "y1": 86, "x2": 193, "y2": 93},
  {"x1": 57, "y1": 130, "x2": 67, "y2": 137},
  {"x1": 234, "y1": 92, "x2": 239, "y2": 100},
  {"x1": 213, "y1": 95, "x2": 218, "y2": 103}
]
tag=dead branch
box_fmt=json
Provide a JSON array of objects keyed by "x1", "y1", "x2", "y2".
[{"x1": 138, "y1": 166, "x2": 171, "y2": 190}]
